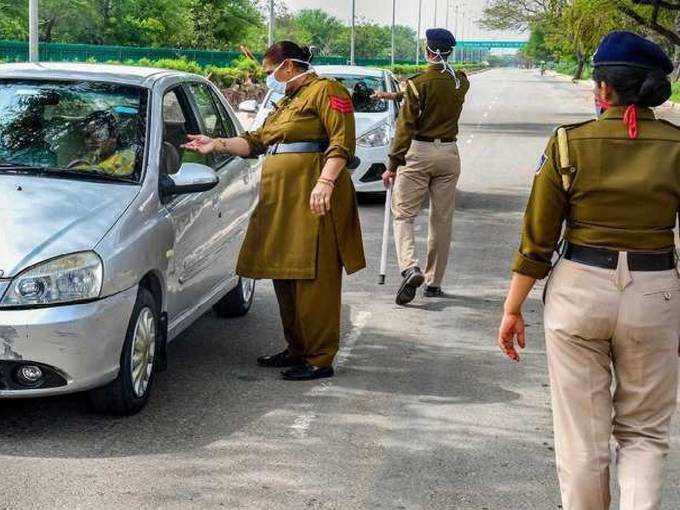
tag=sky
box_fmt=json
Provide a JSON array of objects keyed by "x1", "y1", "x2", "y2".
[{"x1": 281, "y1": 0, "x2": 528, "y2": 41}]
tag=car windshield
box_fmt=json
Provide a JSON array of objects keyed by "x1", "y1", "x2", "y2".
[
  {"x1": 263, "y1": 74, "x2": 388, "y2": 114},
  {"x1": 0, "y1": 80, "x2": 148, "y2": 182},
  {"x1": 328, "y1": 75, "x2": 387, "y2": 113}
]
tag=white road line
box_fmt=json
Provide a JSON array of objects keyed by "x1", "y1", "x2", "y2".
[{"x1": 289, "y1": 308, "x2": 371, "y2": 437}]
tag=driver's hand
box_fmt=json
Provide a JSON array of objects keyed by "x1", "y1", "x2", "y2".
[
  {"x1": 382, "y1": 169, "x2": 396, "y2": 189},
  {"x1": 371, "y1": 91, "x2": 398, "y2": 101},
  {"x1": 181, "y1": 134, "x2": 217, "y2": 154}
]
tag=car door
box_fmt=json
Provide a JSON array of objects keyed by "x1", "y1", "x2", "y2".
[
  {"x1": 185, "y1": 81, "x2": 253, "y2": 296},
  {"x1": 160, "y1": 85, "x2": 219, "y2": 324}
]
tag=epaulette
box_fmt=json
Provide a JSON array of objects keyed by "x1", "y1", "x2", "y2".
[
  {"x1": 552, "y1": 119, "x2": 596, "y2": 135},
  {"x1": 553, "y1": 120, "x2": 594, "y2": 192}
]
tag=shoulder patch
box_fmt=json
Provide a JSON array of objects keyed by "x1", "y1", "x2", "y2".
[
  {"x1": 534, "y1": 153, "x2": 548, "y2": 175},
  {"x1": 329, "y1": 95, "x2": 353, "y2": 114}
]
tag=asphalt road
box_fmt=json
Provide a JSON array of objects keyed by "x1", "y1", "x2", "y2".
[{"x1": 2, "y1": 68, "x2": 680, "y2": 510}]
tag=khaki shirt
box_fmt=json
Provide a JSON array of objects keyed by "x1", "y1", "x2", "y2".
[
  {"x1": 513, "y1": 107, "x2": 680, "y2": 279},
  {"x1": 237, "y1": 74, "x2": 366, "y2": 279},
  {"x1": 388, "y1": 64, "x2": 470, "y2": 171}
]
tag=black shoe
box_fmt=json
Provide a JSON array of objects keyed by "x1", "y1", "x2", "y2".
[
  {"x1": 257, "y1": 350, "x2": 303, "y2": 368},
  {"x1": 424, "y1": 286, "x2": 445, "y2": 298},
  {"x1": 281, "y1": 363, "x2": 334, "y2": 381},
  {"x1": 396, "y1": 267, "x2": 425, "y2": 305}
]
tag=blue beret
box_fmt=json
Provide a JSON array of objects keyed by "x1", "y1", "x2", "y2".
[
  {"x1": 426, "y1": 28, "x2": 456, "y2": 51},
  {"x1": 593, "y1": 31, "x2": 673, "y2": 75}
]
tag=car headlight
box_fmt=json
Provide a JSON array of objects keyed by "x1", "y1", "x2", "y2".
[
  {"x1": 357, "y1": 121, "x2": 391, "y2": 148},
  {"x1": 0, "y1": 252, "x2": 103, "y2": 307}
]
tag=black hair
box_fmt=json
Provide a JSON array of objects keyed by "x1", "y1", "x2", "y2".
[
  {"x1": 592, "y1": 65, "x2": 671, "y2": 108},
  {"x1": 264, "y1": 41, "x2": 313, "y2": 67}
]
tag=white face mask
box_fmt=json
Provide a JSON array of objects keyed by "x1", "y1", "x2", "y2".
[
  {"x1": 266, "y1": 59, "x2": 315, "y2": 95},
  {"x1": 427, "y1": 46, "x2": 460, "y2": 89}
]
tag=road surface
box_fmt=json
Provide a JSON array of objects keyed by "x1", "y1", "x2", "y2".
[{"x1": 2, "y1": 68, "x2": 680, "y2": 510}]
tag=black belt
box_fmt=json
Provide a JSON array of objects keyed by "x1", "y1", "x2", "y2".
[
  {"x1": 266, "y1": 141, "x2": 328, "y2": 155},
  {"x1": 563, "y1": 242, "x2": 676, "y2": 272},
  {"x1": 414, "y1": 136, "x2": 456, "y2": 143}
]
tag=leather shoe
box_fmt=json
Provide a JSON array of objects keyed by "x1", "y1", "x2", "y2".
[
  {"x1": 281, "y1": 363, "x2": 334, "y2": 381},
  {"x1": 396, "y1": 266, "x2": 425, "y2": 305},
  {"x1": 257, "y1": 350, "x2": 303, "y2": 368}
]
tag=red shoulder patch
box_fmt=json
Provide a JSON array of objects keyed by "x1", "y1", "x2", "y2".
[{"x1": 329, "y1": 95, "x2": 354, "y2": 114}]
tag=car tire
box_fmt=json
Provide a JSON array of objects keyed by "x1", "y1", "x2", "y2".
[
  {"x1": 213, "y1": 277, "x2": 255, "y2": 318},
  {"x1": 88, "y1": 287, "x2": 159, "y2": 415}
]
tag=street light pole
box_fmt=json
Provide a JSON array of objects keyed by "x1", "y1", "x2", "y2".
[
  {"x1": 416, "y1": 0, "x2": 422, "y2": 65},
  {"x1": 445, "y1": 0, "x2": 450, "y2": 30},
  {"x1": 350, "y1": 0, "x2": 356, "y2": 65},
  {"x1": 267, "y1": 0, "x2": 275, "y2": 48},
  {"x1": 433, "y1": 0, "x2": 438, "y2": 26},
  {"x1": 29, "y1": 0, "x2": 39, "y2": 63},
  {"x1": 390, "y1": 0, "x2": 396, "y2": 67}
]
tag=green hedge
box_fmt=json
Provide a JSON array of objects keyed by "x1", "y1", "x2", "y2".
[{"x1": 672, "y1": 82, "x2": 680, "y2": 104}]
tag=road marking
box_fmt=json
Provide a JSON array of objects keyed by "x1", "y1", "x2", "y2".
[{"x1": 289, "y1": 308, "x2": 371, "y2": 437}]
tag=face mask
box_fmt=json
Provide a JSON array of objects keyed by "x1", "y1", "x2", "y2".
[
  {"x1": 427, "y1": 46, "x2": 460, "y2": 89},
  {"x1": 266, "y1": 59, "x2": 315, "y2": 95}
]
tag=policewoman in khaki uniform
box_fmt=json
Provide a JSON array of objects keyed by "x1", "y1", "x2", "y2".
[
  {"x1": 498, "y1": 32, "x2": 680, "y2": 510},
  {"x1": 381, "y1": 28, "x2": 470, "y2": 305},
  {"x1": 183, "y1": 41, "x2": 365, "y2": 381}
]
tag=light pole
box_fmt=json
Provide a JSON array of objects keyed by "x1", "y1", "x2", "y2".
[
  {"x1": 416, "y1": 0, "x2": 422, "y2": 65},
  {"x1": 390, "y1": 0, "x2": 396, "y2": 66},
  {"x1": 445, "y1": 0, "x2": 450, "y2": 30},
  {"x1": 267, "y1": 0, "x2": 275, "y2": 48},
  {"x1": 350, "y1": 0, "x2": 356, "y2": 65},
  {"x1": 29, "y1": 0, "x2": 39, "y2": 63}
]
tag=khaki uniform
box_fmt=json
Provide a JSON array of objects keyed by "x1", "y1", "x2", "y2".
[
  {"x1": 388, "y1": 64, "x2": 470, "y2": 287},
  {"x1": 513, "y1": 107, "x2": 680, "y2": 510},
  {"x1": 238, "y1": 74, "x2": 366, "y2": 367}
]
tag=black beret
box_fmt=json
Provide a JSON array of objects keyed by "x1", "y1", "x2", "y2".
[
  {"x1": 593, "y1": 31, "x2": 673, "y2": 75},
  {"x1": 426, "y1": 28, "x2": 456, "y2": 51}
]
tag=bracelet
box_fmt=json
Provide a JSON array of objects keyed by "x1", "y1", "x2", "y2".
[{"x1": 318, "y1": 178, "x2": 335, "y2": 188}]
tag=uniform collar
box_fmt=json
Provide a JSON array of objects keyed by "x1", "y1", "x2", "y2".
[
  {"x1": 286, "y1": 72, "x2": 318, "y2": 99},
  {"x1": 601, "y1": 106, "x2": 655, "y2": 120},
  {"x1": 427, "y1": 63, "x2": 446, "y2": 71}
]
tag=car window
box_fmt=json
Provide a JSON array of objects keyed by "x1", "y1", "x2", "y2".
[
  {"x1": 326, "y1": 75, "x2": 388, "y2": 113},
  {"x1": 162, "y1": 87, "x2": 207, "y2": 174},
  {"x1": 187, "y1": 82, "x2": 232, "y2": 166},
  {"x1": 0, "y1": 80, "x2": 148, "y2": 182}
]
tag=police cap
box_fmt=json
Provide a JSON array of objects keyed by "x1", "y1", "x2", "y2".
[
  {"x1": 593, "y1": 31, "x2": 673, "y2": 75},
  {"x1": 426, "y1": 28, "x2": 456, "y2": 53}
]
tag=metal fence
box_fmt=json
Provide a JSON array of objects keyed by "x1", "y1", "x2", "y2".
[{"x1": 0, "y1": 40, "x2": 493, "y2": 67}]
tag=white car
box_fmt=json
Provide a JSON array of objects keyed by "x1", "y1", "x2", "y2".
[{"x1": 241, "y1": 65, "x2": 400, "y2": 194}]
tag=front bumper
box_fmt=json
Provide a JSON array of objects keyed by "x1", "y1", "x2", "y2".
[
  {"x1": 351, "y1": 145, "x2": 390, "y2": 193},
  {"x1": 0, "y1": 286, "x2": 137, "y2": 398}
]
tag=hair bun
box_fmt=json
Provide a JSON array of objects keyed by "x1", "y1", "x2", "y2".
[{"x1": 637, "y1": 69, "x2": 671, "y2": 107}]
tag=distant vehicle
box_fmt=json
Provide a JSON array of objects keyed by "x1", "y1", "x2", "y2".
[
  {"x1": 0, "y1": 63, "x2": 260, "y2": 414},
  {"x1": 240, "y1": 65, "x2": 401, "y2": 194}
]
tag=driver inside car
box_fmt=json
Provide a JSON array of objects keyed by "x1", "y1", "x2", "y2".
[{"x1": 69, "y1": 111, "x2": 135, "y2": 176}]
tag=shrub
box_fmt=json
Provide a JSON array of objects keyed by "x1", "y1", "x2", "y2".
[{"x1": 671, "y1": 82, "x2": 680, "y2": 104}]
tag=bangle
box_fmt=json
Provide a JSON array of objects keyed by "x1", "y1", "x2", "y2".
[{"x1": 318, "y1": 178, "x2": 335, "y2": 188}]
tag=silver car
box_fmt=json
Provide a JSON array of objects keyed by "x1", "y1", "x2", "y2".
[{"x1": 0, "y1": 63, "x2": 259, "y2": 414}]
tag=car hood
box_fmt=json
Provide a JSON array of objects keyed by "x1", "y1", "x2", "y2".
[
  {"x1": 0, "y1": 175, "x2": 140, "y2": 277},
  {"x1": 354, "y1": 112, "x2": 391, "y2": 138}
]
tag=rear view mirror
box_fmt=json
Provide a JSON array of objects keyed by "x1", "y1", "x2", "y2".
[
  {"x1": 238, "y1": 100, "x2": 258, "y2": 113},
  {"x1": 160, "y1": 162, "x2": 218, "y2": 197}
]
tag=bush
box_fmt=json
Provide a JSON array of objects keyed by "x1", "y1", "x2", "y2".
[{"x1": 672, "y1": 82, "x2": 680, "y2": 104}]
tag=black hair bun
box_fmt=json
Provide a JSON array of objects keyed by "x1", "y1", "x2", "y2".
[{"x1": 637, "y1": 69, "x2": 671, "y2": 107}]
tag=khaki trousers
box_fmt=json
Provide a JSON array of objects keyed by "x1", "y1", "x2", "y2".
[
  {"x1": 392, "y1": 140, "x2": 461, "y2": 287},
  {"x1": 544, "y1": 254, "x2": 680, "y2": 510},
  {"x1": 272, "y1": 216, "x2": 342, "y2": 368}
]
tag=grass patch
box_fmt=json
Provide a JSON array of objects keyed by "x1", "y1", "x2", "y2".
[{"x1": 671, "y1": 82, "x2": 680, "y2": 103}]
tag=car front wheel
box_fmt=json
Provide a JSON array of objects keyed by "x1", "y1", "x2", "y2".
[{"x1": 88, "y1": 287, "x2": 159, "y2": 415}]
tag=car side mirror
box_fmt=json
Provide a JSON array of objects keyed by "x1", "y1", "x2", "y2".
[
  {"x1": 238, "y1": 99, "x2": 258, "y2": 113},
  {"x1": 160, "y1": 162, "x2": 219, "y2": 198}
]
